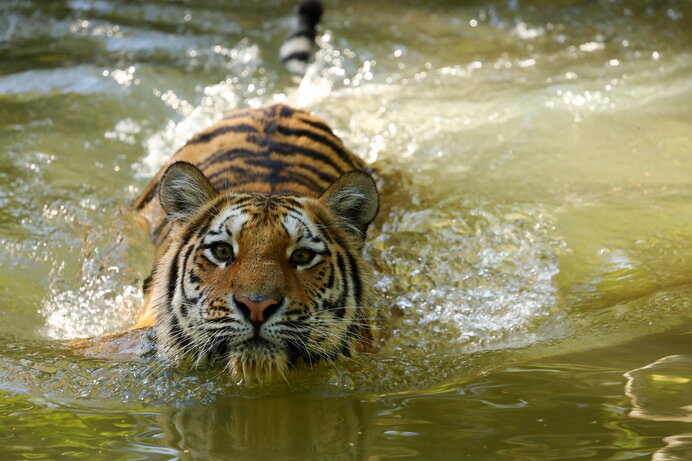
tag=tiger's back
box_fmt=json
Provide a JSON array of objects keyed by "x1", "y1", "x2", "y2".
[{"x1": 134, "y1": 104, "x2": 367, "y2": 245}]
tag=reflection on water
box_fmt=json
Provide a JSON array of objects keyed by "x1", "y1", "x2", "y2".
[
  {"x1": 0, "y1": 0, "x2": 691, "y2": 459},
  {"x1": 160, "y1": 397, "x2": 373, "y2": 460},
  {"x1": 625, "y1": 354, "x2": 692, "y2": 461},
  {"x1": 7, "y1": 333, "x2": 690, "y2": 460},
  {"x1": 626, "y1": 354, "x2": 692, "y2": 424}
]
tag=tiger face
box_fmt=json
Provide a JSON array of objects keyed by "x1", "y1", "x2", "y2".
[{"x1": 149, "y1": 162, "x2": 378, "y2": 382}]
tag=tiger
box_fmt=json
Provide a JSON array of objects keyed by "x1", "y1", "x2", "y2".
[
  {"x1": 111, "y1": 0, "x2": 379, "y2": 383},
  {"x1": 132, "y1": 102, "x2": 379, "y2": 382}
]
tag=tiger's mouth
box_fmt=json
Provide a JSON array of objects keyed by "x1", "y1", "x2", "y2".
[{"x1": 200, "y1": 332, "x2": 291, "y2": 383}]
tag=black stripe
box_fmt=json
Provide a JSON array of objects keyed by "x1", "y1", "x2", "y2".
[
  {"x1": 333, "y1": 253, "x2": 348, "y2": 318},
  {"x1": 296, "y1": 0, "x2": 323, "y2": 26},
  {"x1": 188, "y1": 270, "x2": 201, "y2": 284},
  {"x1": 167, "y1": 248, "x2": 179, "y2": 304},
  {"x1": 280, "y1": 171, "x2": 322, "y2": 192},
  {"x1": 214, "y1": 195, "x2": 255, "y2": 209},
  {"x1": 281, "y1": 204, "x2": 303, "y2": 216},
  {"x1": 196, "y1": 148, "x2": 260, "y2": 171},
  {"x1": 142, "y1": 273, "x2": 154, "y2": 293},
  {"x1": 275, "y1": 124, "x2": 356, "y2": 169},
  {"x1": 210, "y1": 338, "x2": 228, "y2": 359},
  {"x1": 346, "y1": 253, "x2": 362, "y2": 307},
  {"x1": 212, "y1": 178, "x2": 254, "y2": 192},
  {"x1": 339, "y1": 333, "x2": 352, "y2": 357},
  {"x1": 188, "y1": 124, "x2": 258, "y2": 145},
  {"x1": 207, "y1": 166, "x2": 262, "y2": 186},
  {"x1": 314, "y1": 221, "x2": 333, "y2": 244},
  {"x1": 325, "y1": 263, "x2": 335, "y2": 289},
  {"x1": 179, "y1": 207, "x2": 218, "y2": 248},
  {"x1": 286, "y1": 160, "x2": 338, "y2": 187},
  {"x1": 180, "y1": 245, "x2": 196, "y2": 315},
  {"x1": 280, "y1": 51, "x2": 310, "y2": 63},
  {"x1": 297, "y1": 117, "x2": 336, "y2": 137},
  {"x1": 340, "y1": 322, "x2": 362, "y2": 357},
  {"x1": 283, "y1": 197, "x2": 301, "y2": 207},
  {"x1": 286, "y1": 212, "x2": 314, "y2": 234},
  {"x1": 168, "y1": 318, "x2": 191, "y2": 351},
  {"x1": 203, "y1": 153, "x2": 334, "y2": 188},
  {"x1": 240, "y1": 134, "x2": 346, "y2": 174},
  {"x1": 196, "y1": 221, "x2": 211, "y2": 241},
  {"x1": 278, "y1": 105, "x2": 295, "y2": 118},
  {"x1": 282, "y1": 215, "x2": 316, "y2": 240},
  {"x1": 285, "y1": 30, "x2": 315, "y2": 41},
  {"x1": 166, "y1": 248, "x2": 191, "y2": 350},
  {"x1": 243, "y1": 157, "x2": 323, "y2": 192},
  {"x1": 244, "y1": 156, "x2": 284, "y2": 170},
  {"x1": 272, "y1": 140, "x2": 347, "y2": 175}
]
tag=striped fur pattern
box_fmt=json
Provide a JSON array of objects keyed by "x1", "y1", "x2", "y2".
[
  {"x1": 134, "y1": 104, "x2": 379, "y2": 382},
  {"x1": 279, "y1": 0, "x2": 323, "y2": 76}
]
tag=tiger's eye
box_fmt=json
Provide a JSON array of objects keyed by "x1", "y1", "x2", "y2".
[
  {"x1": 290, "y1": 248, "x2": 316, "y2": 266},
  {"x1": 210, "y1": 242, "x2": 233, "y2": 261}
]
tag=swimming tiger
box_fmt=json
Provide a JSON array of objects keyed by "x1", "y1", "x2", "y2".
[{"x1": 132, "y1": 103, "x2": 379, "y2": 382}]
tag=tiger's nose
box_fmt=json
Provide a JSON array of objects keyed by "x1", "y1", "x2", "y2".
[{"x1": 235, "y1": 296, "x2": 283, "y2": 325}]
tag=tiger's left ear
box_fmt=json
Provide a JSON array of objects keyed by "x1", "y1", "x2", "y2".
[
  {"x1": 159, "y1": 161, "x2": 217, "y2": 221},
  {"x1": 319, "y1": 170, "x2": 379, "y2": 236}
]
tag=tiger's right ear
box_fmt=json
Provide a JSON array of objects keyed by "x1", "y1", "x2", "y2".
[{"x1": 159, "y1": 161, "x2": 217, "y2": 221}]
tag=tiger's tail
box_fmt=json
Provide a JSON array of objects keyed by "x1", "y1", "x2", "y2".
[{"x1": 279, "y1": 0, "x2": 323, "y2": 77}]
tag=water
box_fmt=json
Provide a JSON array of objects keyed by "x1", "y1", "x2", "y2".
[{"x1": 1, "y1": 0, "x2": 691, "y2": 458}]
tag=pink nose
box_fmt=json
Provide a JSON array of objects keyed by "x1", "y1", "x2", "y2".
[{"x1": 235, "y1": 297, "x2": 282, "y2": 324}]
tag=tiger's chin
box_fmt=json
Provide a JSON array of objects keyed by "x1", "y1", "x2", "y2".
[{"x1": 223, "y1": 343, "x2": 290, "y2": 384}]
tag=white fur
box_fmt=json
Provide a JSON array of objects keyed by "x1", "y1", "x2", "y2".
[
  {"x1": 279, "y1": 36, "x2": 312, "y2": 60},
  {"x1": 284, "y1": 59, "x2": 307, "y2": 76},
  {"x1": 282, "y1": 212, "x2": 326, "y2": 269},
  {"x1": 201, "y1": 206, "x2": 250, "y2": 263}
]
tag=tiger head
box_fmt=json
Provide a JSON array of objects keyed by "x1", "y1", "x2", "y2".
[{"x1": 149, "y1": 162, "x2": 379, "y2": 382}]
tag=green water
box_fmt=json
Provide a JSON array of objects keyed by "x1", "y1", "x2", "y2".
[{"x1": 1, "y1": 0, "x2": 691, "y2": 459}]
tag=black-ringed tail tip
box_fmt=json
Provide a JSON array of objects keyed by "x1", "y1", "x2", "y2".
[{"x1": 279, "y1": 0, "x2": 323, "y2": 77}]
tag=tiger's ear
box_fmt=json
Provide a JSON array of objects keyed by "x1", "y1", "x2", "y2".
[
  {"x1": 319, "y1": 170, "x2": 379, "y2": 236},
  {"x1": 159, "y1": 161, "x2": 217, "y2": 221}
]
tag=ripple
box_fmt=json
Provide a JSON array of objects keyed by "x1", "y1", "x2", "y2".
[{"x1": 0, "y1": 66, "x2": 119, "y2": 97}]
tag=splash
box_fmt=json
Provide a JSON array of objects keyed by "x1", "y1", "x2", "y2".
[
  {"x1": 41, "y1": 224, "x2": 144, "y2": 340},
  {"x1": 370, "y1": 198, "x2": 566, "y2": 354},
  {"x1": 135, "y1": 41, "x2": 261, "y2": 178}
]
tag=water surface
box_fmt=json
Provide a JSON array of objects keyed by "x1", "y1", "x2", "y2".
[{"x1": 0, "y1": 0, "x2": 691, "y2": 459}]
